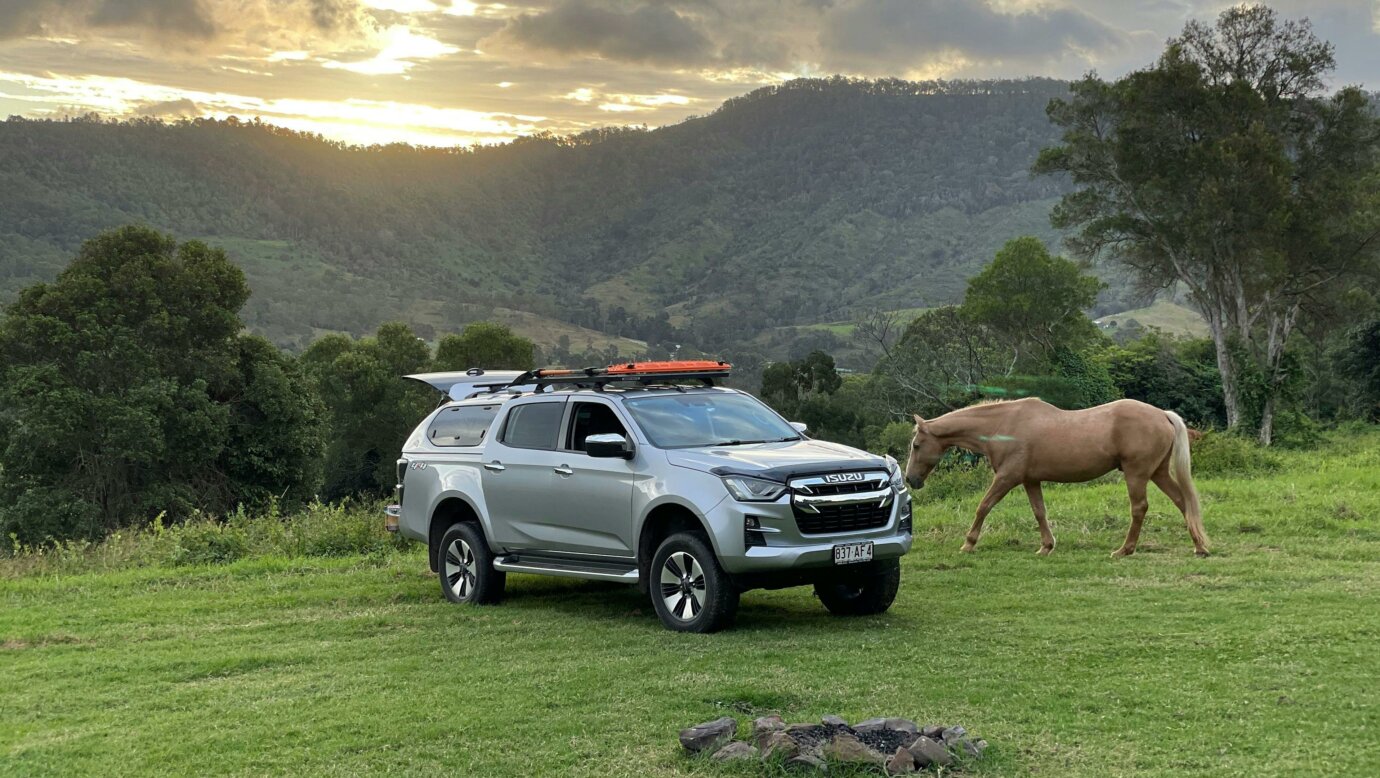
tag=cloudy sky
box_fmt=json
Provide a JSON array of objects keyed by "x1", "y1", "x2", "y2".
[{"x1": 1, "y1": 0, "x2": 1376, "y2": 146}]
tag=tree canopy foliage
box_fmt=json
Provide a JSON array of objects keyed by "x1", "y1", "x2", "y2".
[
  {"x1": 1035, "y1": 5, "x2": 1380, "y2": 443},
  {"x1": 0, "y1": 226, "x2": 323, "y2": 542}
]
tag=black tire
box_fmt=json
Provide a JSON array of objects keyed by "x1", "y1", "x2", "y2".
[
  {"x1": 437, "y1": 522, "x2": 505, "y2": 605},
  {"x1": 814, "y1": 558, "x2": 900, "y2": 616},
  {"x1": 649, "y1": 532, "x2": 739, "y2": 633}
]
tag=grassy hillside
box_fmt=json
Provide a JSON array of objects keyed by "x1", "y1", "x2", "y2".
[
  {"x1": 0, "y1": 78, "x2": 1082, "y2": 353},
  {"x1": 1096, "y1": 300, "x2": 1209, "y2": 338},
  {"x1": 4, "y1": 430, "x2": 1378, "y2": 776}
]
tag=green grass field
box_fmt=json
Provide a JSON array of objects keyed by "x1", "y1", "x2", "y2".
[{"x1": 4, "y1": 432, "x2": 1380, "y2": 776}]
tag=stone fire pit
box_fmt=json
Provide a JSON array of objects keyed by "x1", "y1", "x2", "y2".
[{"x1": 679, "y1": 714, "x2": 986, "y2": 773}]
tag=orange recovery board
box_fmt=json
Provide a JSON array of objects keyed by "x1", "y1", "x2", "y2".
[{"x1": 606, "y1": 360, "x2": 730, "y2": 375}]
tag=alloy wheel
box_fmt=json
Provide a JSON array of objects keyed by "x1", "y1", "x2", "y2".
[
  {"x1": 659, "y1": 551, "x2": 706, "y2": 620},
  {"x1": 443, "y1": 538, "x2": 478, "y2": 600}
]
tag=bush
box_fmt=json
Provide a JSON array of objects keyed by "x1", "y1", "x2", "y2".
[
  {"x1": 911, "y1": 451, "x2": 992, "y2": 504},
  {"x1": 170, "y1": 520, "x2": 250, "y2": 567},
  {"x1": 2, "y1": 500, "x2": 402, "y2": 577},
  {"x1": 1190, "y1": 432, "x2": 1281, "y2": 477}
]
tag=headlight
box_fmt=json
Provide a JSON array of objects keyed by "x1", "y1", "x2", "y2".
[
  {"x1": 885, "y1": 455, "x2": 906, "y2": 491},
  {"x1": 721, "y1": 475, "x2": 787, "y2": 502}
]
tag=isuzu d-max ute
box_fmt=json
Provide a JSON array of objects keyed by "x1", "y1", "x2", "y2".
[{"x1": 388, "y1": 361, "x2": 913, "y2": 632}]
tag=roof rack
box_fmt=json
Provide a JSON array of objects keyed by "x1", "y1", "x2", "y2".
[{"x1": 507, "y1": 360, "x2": 732, "y2": 391}]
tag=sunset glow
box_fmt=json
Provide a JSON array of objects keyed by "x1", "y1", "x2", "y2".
[{"x1": 0, "y1": 1, "x2": 1375, "y2": 147}]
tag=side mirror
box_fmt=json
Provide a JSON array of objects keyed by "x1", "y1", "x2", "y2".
[
  {"x1": 586, "y1": 433, "x2": 634, "y2": 459},
  {"x1": 790, "y1": 421, "x2": 809, "y2": 434}
]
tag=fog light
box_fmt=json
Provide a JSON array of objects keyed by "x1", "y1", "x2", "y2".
[
  {"x1": 744, "y1": 516, "x2": 766, "y2": 548},
  {"x1": 898, "y1": 497, "x2": 913, "y2": 534}
]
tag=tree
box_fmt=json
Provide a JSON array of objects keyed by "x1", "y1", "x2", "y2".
[
  {"x1": 866, "y1": 306, "x2": 1009, "y2": 416},
  {"x1": 433, "y1": 322, "x2": 536, "y2": 372},
  {"x1": 1035, "y1": 5, "x2": 1380, "y2": 443},
  {"x1": 1333, "y1": 317, "x2": 1380, "y2": 421},
  {"x1": 760, "y1": 350, "x2": 843, "y2": 419},
  {"x1": 213, "y1": 335, "x2": 326, "y2": 512},
  {"x1": 299, "y1": 322, "x2": 433, "y2": 500},
  {"x1": 0, "y1": 226, "x2": 320, "y2": 543},
  {"x1": 961, "y1": 236, "x2": 1104, "y2": 367}
]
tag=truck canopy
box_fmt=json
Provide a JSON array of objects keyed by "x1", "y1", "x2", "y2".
[{"x1": 404, "y1": 370, "x2": 530, "y2": 401}]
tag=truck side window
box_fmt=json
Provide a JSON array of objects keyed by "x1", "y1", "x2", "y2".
[
  {"x1": 501, "y1": 402, "x2": 564, "y2": 450},
  {"x1": 566, "y1": 402, "x2": 627, "y2": 452},
  {"x1": 427, "y1": 405, "x2": 499, "y2": 447}
]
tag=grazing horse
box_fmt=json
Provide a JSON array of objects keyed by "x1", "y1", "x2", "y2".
[{"x1": 904, "y1": 398, "x2": 1210, "y2": 558}]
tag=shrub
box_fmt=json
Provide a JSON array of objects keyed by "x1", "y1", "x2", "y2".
[
  {"x1": 1190, "y1": 432, "x2": 1281, "y2": 477},
  {"x1": 911, "y1": 451, "x2": 992, "y2": 504},
  {"x1": 170, "y1": 520, "x2": 250, "y2": 566}
]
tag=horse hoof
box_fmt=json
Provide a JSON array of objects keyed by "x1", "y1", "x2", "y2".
[
  {"x1": 1036, "y1": 546, "x2": 1053, "y2": 556},
  {"x1": 1111, "y1": 548, "x2": 1133, "y2": 559},
  {"x1": 959, "y1": 543, "x2": 975, "y2": 553},
  {"x1": 1195, "y1": 550, "x2": 1211, "y2": 558}
]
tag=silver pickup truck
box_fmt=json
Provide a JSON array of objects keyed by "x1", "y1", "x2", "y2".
[{"x1": 390, "y1": 363, "x2": 912, "y2": 632}]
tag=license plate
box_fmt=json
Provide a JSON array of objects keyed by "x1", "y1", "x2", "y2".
[{"x1": 833, "y1": 541, "x2": 873, "y2": 565}]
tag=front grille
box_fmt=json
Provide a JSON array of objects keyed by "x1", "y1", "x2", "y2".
[
  {"x1": 805, "y1": 480, "x2": 880, "y2": 496},
  {"x1": 794, "y1": 502, "x2": 891, "y2": 535}
]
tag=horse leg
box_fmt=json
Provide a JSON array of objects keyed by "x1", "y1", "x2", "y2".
[
  {"x1": 1025, "y1": 482, "x2": 1055, "y2": 555},
  {"x1": 1112, "y1": 474, "x2": 1150, "y2": 558},
  {"x1": 961, "y1": 476, "x2": 1018, "y2": 553},
  {"x1": 1151, "y1": 466, "x2": 1209, "y2": 555}
]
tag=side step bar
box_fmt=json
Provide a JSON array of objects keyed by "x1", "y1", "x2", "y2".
[{"x1": 493, "y1": 555, "x2": 639, "y2": 583}]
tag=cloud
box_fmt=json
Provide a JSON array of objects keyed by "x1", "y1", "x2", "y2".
[
  {"x1": 132, "y1": 96, "x2": 201, "y2": 116},
  {"x1": 0, "y1": 0, "x2": 370, "y2": 48},
  {"x1": 486, "y1": 0, "x2": 1127, "y2": 77},
  {"x1": 492, "y1": 0, "x2": 714, "y2": 66},
  {"x1": 818, "y1": 0, "x2": 1125, "y2": 74}
]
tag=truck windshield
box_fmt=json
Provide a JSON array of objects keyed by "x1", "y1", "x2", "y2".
[{"x1": 622, "y1": 393, "x2": 800, "y2": 449}]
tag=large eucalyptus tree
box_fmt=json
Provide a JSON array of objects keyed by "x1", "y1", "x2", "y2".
[{"x1": 1035, "y1": 5, "x2": 1380, "y2": 443}]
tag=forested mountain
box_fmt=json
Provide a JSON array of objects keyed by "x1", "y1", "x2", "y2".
[{"x1": 0, "y1": 77, "x2": 1089, "y2": 356}]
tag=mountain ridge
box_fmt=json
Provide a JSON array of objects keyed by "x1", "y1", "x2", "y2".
[{"x1": 0, "y1": 76, "x2": 1101, "y2": 357}]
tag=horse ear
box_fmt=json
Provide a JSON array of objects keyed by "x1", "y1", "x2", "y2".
[{"x1": 912, "y1": 413, "x2": 927, "y2": 428}]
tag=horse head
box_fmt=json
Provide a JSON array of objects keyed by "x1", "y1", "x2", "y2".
[{"x1": 905, "y1": 414, "x2": 945, "y2": 489}]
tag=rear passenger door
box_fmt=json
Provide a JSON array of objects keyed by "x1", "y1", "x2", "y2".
[{"x1": 481, "y1": 398, "x2": 568, "y2": 550}]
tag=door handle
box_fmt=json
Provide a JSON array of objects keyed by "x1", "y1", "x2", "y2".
[
  {"x1": 483, "y1": 461, "x2": 506, "y2": 472},
  {"x1": 554, "y1": 465, "x2": 574, "y2": 476}
]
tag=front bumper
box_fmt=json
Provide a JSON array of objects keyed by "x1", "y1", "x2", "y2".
[{"x1": 707, "y1": 487, "x2": 913, "y2": 574}]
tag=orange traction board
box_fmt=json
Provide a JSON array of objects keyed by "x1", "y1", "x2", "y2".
[{"x1": 606, "y1": 360, "x2": 730, "y2": 375}]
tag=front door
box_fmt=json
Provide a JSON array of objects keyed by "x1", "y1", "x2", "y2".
[{"x1": 542, "y1": 401, "x2": 638, "y2": 557}]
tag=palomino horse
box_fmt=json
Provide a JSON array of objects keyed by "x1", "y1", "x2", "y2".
[{"x1": 904, "y1": 398, "x2": 1210, "y2": 558}]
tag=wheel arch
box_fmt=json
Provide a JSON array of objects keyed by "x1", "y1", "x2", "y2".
[
  {"x1": 636, "y1": 501, "x2": 715, "y2": 588},
  {"x1": 427, "y1": 495, "x2": 484, "y2": 572}
]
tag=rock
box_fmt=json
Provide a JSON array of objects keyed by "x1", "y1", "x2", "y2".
[
  {"x1": 821, "y1": 714, "x2": 849, "y2": 728},
  {"x1": 853, "y1": 717, "x2": 889, "y2": 733},
  {"x1": 975, "y1": 739, "x2": 989, "y2": 755},
  {"x1": 907, "y1": 736, "x2": 954, "y2": 768},
  {"x1": 958, "y1": 738, "x2": 983, "y2": 758},
  {"x1": 941, "y1": 725, "x2": 967, "y2": 746},
  {"x1": 885, "y1": 718, "x2": 920, "y2": 735},
  {"x1": 761, "y1": 730, "x2": 802, "y2": 760},
  {"x1": 711, "y1": 741, "x2": 758, "y2": 762},
  {"x1": 822, "y1": 732, "x2": 886, "y2": 766},
  {"x1": 921, "y1": 724, "x2": 945, "y2": 739},
  {"x1": 679, "y1": 717, "x2": 737, "y2": 755},
  {"x1": 886, "y1": 746, "x2": 917, "y2": 775},
  {"x1": 753, "y1": 715, "x2": 787, "y2": 747},
  {"x1": 785, "y1": 754, "x2": 828, "y2": 772}
]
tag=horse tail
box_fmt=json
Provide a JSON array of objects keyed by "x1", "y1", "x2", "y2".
[{"x1": 1165, "y1": 410, "x2": 1209, "y2": 555}]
